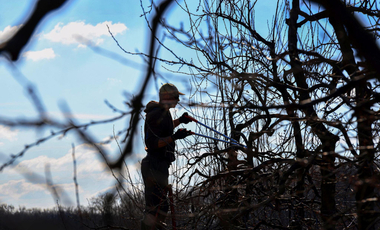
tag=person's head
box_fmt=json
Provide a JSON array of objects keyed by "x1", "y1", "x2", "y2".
[{"x1": 159, "y1": 83, "x2": 184, "y2": 109}]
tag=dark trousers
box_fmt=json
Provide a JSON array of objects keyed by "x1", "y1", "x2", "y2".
[{"x1": 141, "y1": 155, "x2": 170, "y2": 228}]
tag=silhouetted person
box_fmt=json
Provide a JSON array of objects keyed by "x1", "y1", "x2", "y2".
[{"x1": 141, "y1": 83, "x2": 193, "y2": 230}]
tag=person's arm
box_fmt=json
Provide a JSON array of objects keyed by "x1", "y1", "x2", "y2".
[
  {"x1": 145, "y1": 111, "x2": 176, "y2": 149},
  {"x1": 173, "y1": 118, "x2": 180, "y2": 127},
  {"x1": 146, "y1": 112, "x2": 192, "y2": 149},
  {"x1": 157, "y1": 136, "x2": 174, "y2": 148},
  {"x1": 145, "y1": 110, "x2": 167, "y2": 150},
  {"x1": 155, "y1": 127, "x2": 194, "y2": 147},
  {"x1": 174, "y1": 112, "x2": 192, "y2": 127}
]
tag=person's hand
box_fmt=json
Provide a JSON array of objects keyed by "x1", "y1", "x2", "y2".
[
  {"x1": 172, "y1": 129, "x2": 192, "y2": 140},
  {"x1": 179, "y1": 112, "x2": 193, "y2": 124}
]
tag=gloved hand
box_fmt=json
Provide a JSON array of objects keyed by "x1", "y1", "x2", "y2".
[
  {"x1": 179, "y1": 112, "x2": 193, "y2": 124},
  {"x1": 172, "y1": 129, "x2": 192, "y2": 140}
]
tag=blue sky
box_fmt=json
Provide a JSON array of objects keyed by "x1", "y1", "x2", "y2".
[
  {"x1": 0, "y1": 0, "x2": 280, "y2": 209},
  {"x1": 0, "y1": 0, "x2": 163, "y2": 209}
]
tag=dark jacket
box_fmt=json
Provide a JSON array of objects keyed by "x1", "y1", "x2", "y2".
[{"x1": 144, "y1": 101, "x2": 175, "y2": 162}]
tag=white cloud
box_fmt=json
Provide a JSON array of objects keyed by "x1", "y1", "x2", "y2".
[
  {"x1": 42, "y1": 21, "x2": 127, "y2": 47},
  {"x1": 0, "y1": 179, "x2": 46, "y2": 200},
  {"x1": 0, "y1": 125, "x2": 18, "y2": 141},
  {"x1": 46, "y1": 111, "x2": 114, "y2": 121},
  {"x1": 70, "y1": 113, "x2": 114, "y2": 120},
  {"x1": 0, "y1": 178, "x2": 78, "y2": 207},
  {"x1": 1, "y1": 142, "x2": 143, "y2": 208},
  {"x1": 106, "y1": 77, "x2": 123, "y2": 90},
  {"x1": 22, "y1": 48, "x2": 56, "y2": 61},
  {"x1": 0, "y1": 25, "x2": 22, "y2": 43},
  {"x1": 107, "y1": 78, "x2": 122, "y2": 84},
  {"x1": 12, "y1": 143, "x2": 112, "y2": 176}
]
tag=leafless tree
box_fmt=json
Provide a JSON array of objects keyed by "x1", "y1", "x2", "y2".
[{"x1": 135, "y1": 0, "x2": 380, "y2": 229}]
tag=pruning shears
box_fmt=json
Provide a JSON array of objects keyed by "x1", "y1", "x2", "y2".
[{"x1": 184, "y1": 114, "x2": 247, "y2": 148}]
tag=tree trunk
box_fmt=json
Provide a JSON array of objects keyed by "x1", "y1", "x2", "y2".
[
  {"x1": 355, "y1": 81, "x2": 376, "y2": 230},
  {"x1": 327, "y1": 6, "x2": 377, "y2": 229},
  {"x1": 288, "y1": 1, "x2": 338, "y2": 229}
]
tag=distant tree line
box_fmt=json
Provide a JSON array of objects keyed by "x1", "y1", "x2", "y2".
[{"x1": 0, "y1": 192, "x2": 143, "y2": 230}]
